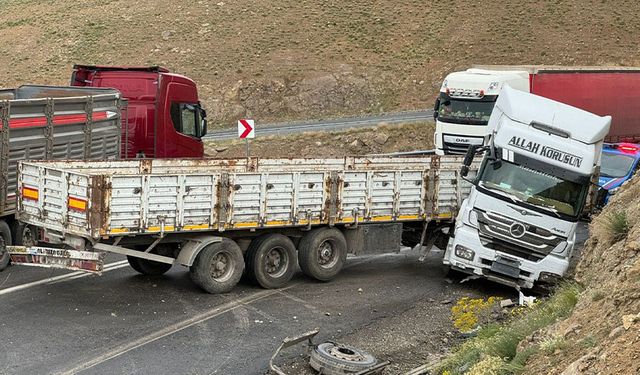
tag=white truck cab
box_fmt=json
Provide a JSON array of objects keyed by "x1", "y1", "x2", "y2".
[
  {"x1": 443, "y1": 86, "x2": 611, "y2": 289},
  {"x1": 434, "y1": 69, "x2": 529, "y2": 155}
]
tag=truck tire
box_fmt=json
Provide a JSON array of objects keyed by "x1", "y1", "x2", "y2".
[
  {"x1": 298, "y1": 227, "x2": 347, "y2": 282},
  {"x1": 190, "y1": 238, "x2": 244, "y2": 294},
  {"x1": 12, "y1": 221, "x2": 36, "y2": 247},
  {"x1": 309, "y1": 342, "x2": 377, "y2": 375},
  {"x1": 0, "y1": 221, "x2": 13, "y2": 271},
  {"x1": 127, "y1": 256, "x2": 172, "y2": 276},
  {"x1": 245, "y1": 234, "x2": 296, "y2": 289}
]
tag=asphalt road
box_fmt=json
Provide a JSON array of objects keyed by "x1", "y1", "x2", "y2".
[
  {"x1": 0, "y1": 224, "x2": 588, "y2": 375},
  {"x1": 0, "y1": 249, "x2": 511, "y2": 375},
  {"x1": 204, "y1": 110, "x2": 434, "y2": 141}
]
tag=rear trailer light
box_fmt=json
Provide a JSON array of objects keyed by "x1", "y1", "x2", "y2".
[
  {"x1": 22, "y1": 186, "x2": 39, "y2": 201},
  {"x1": 68, "y1": 196, "x2": 87, "y2": 212}
]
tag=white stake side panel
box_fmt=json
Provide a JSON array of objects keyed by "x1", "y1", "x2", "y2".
[{"x1": 16, "y1": 157, "x2": 478, "y2": 240}]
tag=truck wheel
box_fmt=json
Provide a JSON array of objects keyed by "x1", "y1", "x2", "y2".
[
  {"x1": 12, "y1": 222, "x2": 36, "y2": 247},
  {"x1": 0, "y1": 221, "x2": 13, "y2": 271},
  {"x1": 190, "y1": 238, "x2": 244, "y2": 294},
  {"x1": 127, "y1": 256, "x2": 172, "y2": 276},
  {"x1": 298, "y1": 227, "x2": 347, "y2": 282},
  {"x1": 246, "y1": 234, "x2": 296, "y2": 289},
  {"x1": 309, "y1": 342, "x2": 377, "y2": 374}
]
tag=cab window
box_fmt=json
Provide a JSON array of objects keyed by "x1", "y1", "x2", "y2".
[{"x1": 171, "y1": 103, "x2": 201, "y2": 137}]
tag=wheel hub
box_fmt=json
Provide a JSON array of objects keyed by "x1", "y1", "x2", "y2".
[
  {"x1": 328, "y1": 345, "x2": 366, "y2": 362},
  {"x1": 265, "y1": 247, "x2": 286, "y2": 275},
  {"x1": 317, "y1": 241, "x2": 337, "y2": 267},
  {"x1": 210, "y1": 253, "x2": 230, "y2": 279}
]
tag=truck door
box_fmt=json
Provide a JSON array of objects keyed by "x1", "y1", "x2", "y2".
[{"x1": 159, "y1": 82, "x2": 206, "y2": 158}]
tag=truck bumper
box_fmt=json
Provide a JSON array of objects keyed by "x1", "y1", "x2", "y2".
[
  {"x1": 443, "y1": 225, "x2": 569, "y2": 289},
  {"x1": 8, "y1": 245, "x2": 105, "y2": 274}
]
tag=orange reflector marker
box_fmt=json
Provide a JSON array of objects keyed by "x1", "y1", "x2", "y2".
[
  {"x1": 68, "y1": 196, "x2": 87, "y2": 211},
  {"x1": 22, "y1": 186, "x2": 39, "y2": 201}
]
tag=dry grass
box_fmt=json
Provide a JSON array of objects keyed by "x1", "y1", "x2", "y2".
[{"x1": 205, "y1": 122, "x2": 435, "y2": 158}]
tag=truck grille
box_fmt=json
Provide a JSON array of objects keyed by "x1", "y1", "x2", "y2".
[
  {"x1": 442, "y1": 141, "x2": 471, "y2": 154},
  {"x1": 475, "y1": 208, "x2": 566, "y2": 261}
]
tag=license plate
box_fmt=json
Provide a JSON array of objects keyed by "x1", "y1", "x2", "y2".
[
  {"x1": 491, "y1": 257, "x2": 521, "y2": 278},
  {"x1": 8, "y1": 246, "x2": 105, "y2": 274}
]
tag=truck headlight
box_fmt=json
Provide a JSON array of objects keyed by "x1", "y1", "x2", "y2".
[{"x1": 455, "y1": 244, "x2": 475, "y2": 261}]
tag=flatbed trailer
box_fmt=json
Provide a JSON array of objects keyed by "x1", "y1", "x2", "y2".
[{"x1": 10, "y1": 156, "x2": 477, "y2": 293}]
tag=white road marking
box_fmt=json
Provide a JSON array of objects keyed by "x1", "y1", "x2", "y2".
[
  {"x1": 0, "y1": 260, "x2": 129, "y2": 296},
  {"x1": 61, "y1": 286, "x2": 295, "y2": 375},
  {"x1": 47, "y1": 262, "x2": 131, "y2": 284}
]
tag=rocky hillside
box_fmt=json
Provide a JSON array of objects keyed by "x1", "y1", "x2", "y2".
[
  {"x1": 1, "y1": 0, "x2": 640, "y2": 128},
  {"x1": 521, "y1": 177, "x2": 640, "y2": 374}
]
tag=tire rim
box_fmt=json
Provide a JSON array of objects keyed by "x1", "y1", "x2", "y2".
[
  {"x1": 264, "y1": 246, "x2": 288, "y2": 278},
  {"x1": 317, "y1": 239, "x2": 338, "y2": 269},
  {"x1": 328, "y1": 345, "x2": 367, "y2": 362},
  {"x1": 210, "y1": 251, "x2": 234, "y2": 282}
]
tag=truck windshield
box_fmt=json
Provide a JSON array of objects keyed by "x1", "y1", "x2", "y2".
[
  {"x1": 477, "y1": 160, "x2": 587, "y2": 218},
  {"x1": 601, "y1": 152, "x2": 635, "y2": 178},
  {"x1": 437, "y1": 93, "x2": 496, "y2": 125}
]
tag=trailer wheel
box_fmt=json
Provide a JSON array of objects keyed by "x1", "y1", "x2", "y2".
[
  {"x1": 246, "y1": 234, "x2": 296, "y2": 289},
  {"x1": 0, "y1": 221, "x2": 13, "y2": 271},
  {"x1": 190, "y1": 238, "x2": 244, "y2": 294},
  {"x1": 12, "y1": 222, "x2": 36, "y2": 247},
  {"x1": 127, "y1": 256, "x2": 173, "y2": 276},
  {"x1": 298, "y1": 228, "x2": 347, "y2": 282}
]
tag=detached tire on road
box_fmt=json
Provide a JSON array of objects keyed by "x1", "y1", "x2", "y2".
[
  {"x1": 190, "y1": 238, "x2": 244, "y2": 294},
  {"x1": 245, "y1": 234, "x2": 296, "y2": 289},
  {"x1": 127, "y1": 256, "x2": 173, "y2": 276},
  {"x1": 0, "y1": 221, "x2": 12, "y2": 271},
  {"x1": 310, "y1": 342, "x2": 377, "y2": 375},
  {"x1": 298, "y1": 227, "x2": 347, "y2": 282}
]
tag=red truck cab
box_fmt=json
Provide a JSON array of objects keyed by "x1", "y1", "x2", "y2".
[{"x1": 71, "y1": 65, "x2": 206, "y2": 158}]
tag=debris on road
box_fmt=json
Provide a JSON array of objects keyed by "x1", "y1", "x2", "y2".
[
  {"x1": 518, "y1": 291, "x2": 537, "y2": 307},
  {"x1": 310, "y1": 342, "x2": 387, "y2": 375},
  {"x1": 269, "y1": 329, "x2": 389, "y2": 375},
  {"x1": 499, "y1": 299, "x2": 515, "y2": 308}
]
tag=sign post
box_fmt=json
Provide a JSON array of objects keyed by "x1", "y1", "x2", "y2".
[{"x1": 238, "y1": 119, "x2": 255, "y2": 159}]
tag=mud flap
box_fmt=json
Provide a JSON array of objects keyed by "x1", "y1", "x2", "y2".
[{"x1": 7, "y1": 245, "x2": 105, "y2": 274}]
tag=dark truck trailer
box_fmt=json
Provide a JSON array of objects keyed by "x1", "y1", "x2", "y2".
[{"x1": 0, "y1": 85, "x2": 122, "y2": 269}]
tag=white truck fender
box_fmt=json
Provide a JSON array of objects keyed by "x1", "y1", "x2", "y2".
[{"x1": 176, "y1": 235, "x2": 224, "y2": 267}]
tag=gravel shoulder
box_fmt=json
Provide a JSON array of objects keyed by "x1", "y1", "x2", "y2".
[{"x1": 273, "y1": 252, "x2": 516, "y2": 375}]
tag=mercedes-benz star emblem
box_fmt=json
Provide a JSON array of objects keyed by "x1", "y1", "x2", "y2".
[{"x1": 509, "y1": 222, "x2": 526, "y2": 238}]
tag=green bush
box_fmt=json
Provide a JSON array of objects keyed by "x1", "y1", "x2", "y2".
[
  {"x1": 604, "y1": 210, "x2": 630, "y2": 243},
  {"x1": 435, "y1": 283, "x2": 581, "y2": 375}
]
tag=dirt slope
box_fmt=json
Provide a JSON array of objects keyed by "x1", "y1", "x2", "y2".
[
  {"x1": 1, "y1": 1, "x2": 639, "y2": 128},
  {"x1": 521, "y1": 177, "x2": 640, "y2": 374}
]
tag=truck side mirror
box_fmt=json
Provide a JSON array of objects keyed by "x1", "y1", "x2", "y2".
[
  {"x1": 460, "y1": 145, "x2": 479, "y2": 177},
  {"x1": 199, "y1": 108, "x2": 208, "y2": 137},
  {"x1": 433, "y1": 98, "x2": 440, "y2": 120}
]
